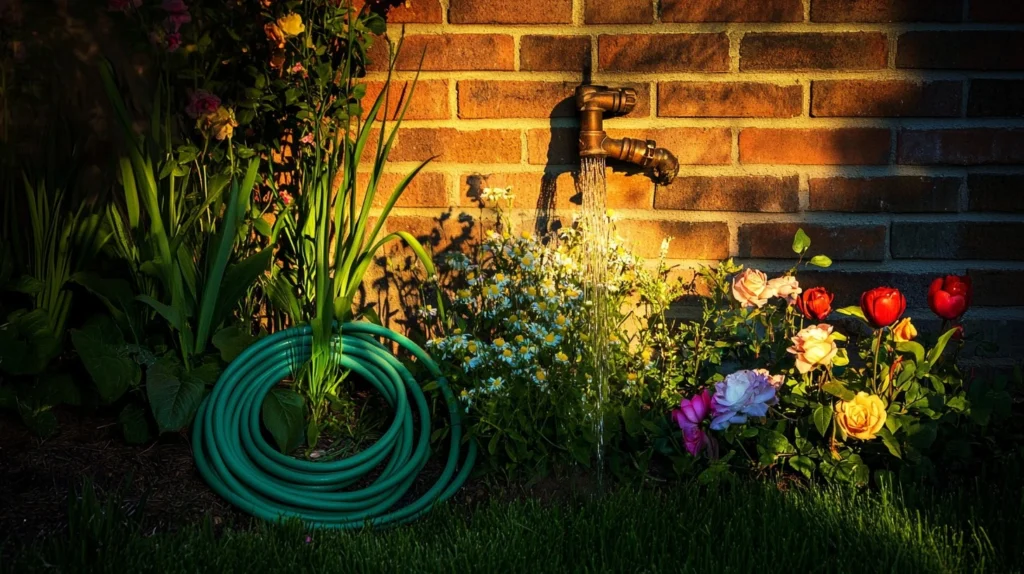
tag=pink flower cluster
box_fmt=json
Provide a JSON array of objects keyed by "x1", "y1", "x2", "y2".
[
  {"x1": 161, "y1": 0, "x2": 191, "y2": 52},
  {"x1": 185, "y1": 90, "x2": 221, "y2": 119},
  {"x1": 672, "y1": 369, "x2": 781, "y2": 457}
]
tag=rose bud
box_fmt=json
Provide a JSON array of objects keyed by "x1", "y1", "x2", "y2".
[
  {"x1": 860, "y1": 287, "x2": 907, "y2": 329},
  {"x1": 796, "y1": 287, "x2": 834, "y2": 321},
  {"x1": 927, "y1": 274, "x2": 972, "y2": 321}
]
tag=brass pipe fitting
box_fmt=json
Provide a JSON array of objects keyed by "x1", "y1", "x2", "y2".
[{"x1": 575, "y1": 84, "x2": 679, "y2": 185}]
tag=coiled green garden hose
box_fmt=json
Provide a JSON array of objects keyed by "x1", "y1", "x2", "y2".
[{"x1": 192, "y1": 322, "x2": 476, "y2": 528}]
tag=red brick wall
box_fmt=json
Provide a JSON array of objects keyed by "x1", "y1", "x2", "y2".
[{"x1": 368, "y1": 0, "x2": 1024, "y2": 361}]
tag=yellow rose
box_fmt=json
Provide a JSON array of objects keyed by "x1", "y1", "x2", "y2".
[
  {"x1": 277, "y1": 13, "x2": 305, "y2": 37},
  {"x1": 835, "y1": 392, "x2": 887, "y2": 440},
  {"x1": 892, "y1": 317, "x2": 917, "y2": 343},
  {"x1": 202, "y1": 106, "x2": 237, "y2": 141}
]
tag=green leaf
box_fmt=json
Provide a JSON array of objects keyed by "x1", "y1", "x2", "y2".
[
  {"x1": 808, "y1": 255, "x2": 832, "y2": 268},
  {"x1": 761, "y1": 430, "x2": 796, "y2": 456},
  {"x1": 71, "y1": 315, "x2": 141, "y2": 403},
  {"x1": 136, "y1": 294, "x2": 184, "y2": 333},
  {"x1": 19, "y1": 404, "x2": 57, "y2": 437},
  {"x1": 792, "y1": 228, "x2": 811, "y2": 254},
  {"x1": 832, "y1": 348, "x2": 850, "y2": 367},
  {"x1": 789, "y1": 455, "x2": 816, "y2": 479},
  {"x1": 0, "y1": 309, "x2": 60, "y2": 375},
  {"x1": 813, "y1": 404, "x2": 833, "y2": 437},
  {"x1": 822, "y1": 382, "x2": 856, "y2": 402},
  {"x1": 210, "y1": 247, "x2": 275, "y2": 336},
  {"x1": 487, "y1": 432, "x2": 501, "y2": 456},
  {"x1": 262, "y1": 388, "x2": 306, "y2": 454},
  {"x1": 211, "y1": 326, "x2": 256, "y2": 363},
  {"x1": 947, "y1": 395, "x2": 968, "y2": 413},
  {"x1": 877, "y1": 427, "x2": 902, "y2": 459},
  {"x1": 896, "y1": 341, "x2": 926, "y2": 364},
  {"x1": 836, "y1": 306, "x2": 867, "y2": 322},
  {"x1": 9, "y1": 275, "x2": 43, "y2": 294},
  {"x1": 906, "y1": 421, "x2": 938, "y2": 450},
  {"x1": 30, "y1": 373, "x2": 82, "y2": 407},
  {"x1": 70, "y1": 272, "x2": 138, "y2": 331},
  {"x1": 118, "y1": 403, "x2": 151, "y2": 445},
  {"x1": 146, "y1": 356, "x2": 204, "y2": 433},
  {"x1": 925, "y1": 327, "x2": 958, "y2": 365}
]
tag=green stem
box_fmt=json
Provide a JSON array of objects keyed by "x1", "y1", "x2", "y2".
[{"x1": 871, "y1": 329, "x2": 884, "y2": 395}]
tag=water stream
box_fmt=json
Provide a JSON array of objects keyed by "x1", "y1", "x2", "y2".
[{"x1": 578, "y1": 156, "x2": 609, "y2": 484}]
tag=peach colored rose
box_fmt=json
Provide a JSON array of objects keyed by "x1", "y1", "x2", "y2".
[
  {"x1": 203, "y1": 106, "x2": 237, "y2": 141},
  {"x1": 835, "y1": 392, "x2": 887, "y2": 440},
  {"x1": 891, "y1": 317, "x2": 917, "y2": 343},
  {"x1": 732, "y1": 268, "x2": 773, "y2": 308},
  {"x1": 787, "y1": 324, "x2": 838, "y2": 374},
  {"x1": 754, "y1": 368, "x2": 786, "y2": 389},
  {"x1": 766, "y1": 275, "x2": 801, "y2": 305}
]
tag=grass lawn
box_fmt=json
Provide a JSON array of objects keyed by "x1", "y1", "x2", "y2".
[{"x1": 4, "y1": 466, "x2": 1023, "y2": 574}]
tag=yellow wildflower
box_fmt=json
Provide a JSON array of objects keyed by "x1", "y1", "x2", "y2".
[
  {"x1": 493, "y1": 338, "x2": 506, "y2": 347},
  {"x1": 276, "y1": 13, "x2": 305, "y2": 37}
]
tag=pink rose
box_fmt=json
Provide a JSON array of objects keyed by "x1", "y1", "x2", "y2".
[
  {"x1": 185, "y1": 90, "x2": 221, "y2": 119},
  {"x1": 299, "y1": 132, "x2": 314, "y2": 145},
  {"x1": 766, "y1": 275, "x2": 801, "y2": 305},
  {"x1": 279, "y1": 191, "x2": 293, "y2": 206},
  {"x1": 671, "y1": 389, "x2": 714, "y2": 457},
  {"x1": 787, "y1": 324, "x2": 839, "y2": 374},
  {"x1": 732, "y1": 268, "x2": 773, "y2": 308}
]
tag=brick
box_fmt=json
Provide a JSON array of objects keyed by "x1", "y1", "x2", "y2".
[
  {"x1": 662, "y1": 0, "x2": 802, "y2": 21},
  {"x1": 810, "y1": 0, "x2": 961, "y2": 22},
  {"x1": 459, "y1": 169, "x2": 653, "y2": 210},
  {"x1": 897, "y1": 32, "x2": 1024, "y2": 70},
  {"x1": 363, "y1": 80, "x2": 449, "y2": 121},
  {"x1": 655, "y1": 176, "x2": 799, "y2": 212},
  {"x1": 811, "y1": 80, "x2": 961, "y2": 117},
  {"x1": 390, "y1": 128, "x2": 521, "y2": 163},
  {"x1": 521, "y1": 36, "x2": 591, "y2": 72},
  {"x1": 370, "y1": 0, "x2": 443, "y2": 23},
  {"x1": 969, "y1": 0, "x2": 1024, "y2": 22},
  {"x1": 458, "y1": 81, "x2": 649, "y2": 119},
  {"x1": 389, "y1": 35, "x2": 514, "y2": 71},
  {"x1": 599, "y1": 34, "x2": 730, "y2": 72},
  {"x1": 659, "y1": 82, "x2": 802, "y2": 118},
  {"x1": 808, "y1": 177, "x2": 961, "y2": 213},
  {"x1": 527, "y1": 127, "x2": 731, "y2": 166},
  {"x1": 968, "y1": 270, "x2": 1024, "y2": 306},
  {"x1": 739, "y1": 223, "x2": 888, "y2": 261},
  {"x1": 968, "y1": 80, "x2": 1024, "y2": 117},
  {"x1": 356, "y1": 172, "x2": 449, "y2": 208},
  {"x1": 740, "y1": 128, "x2": 891, "y2": 165},
  {"x1": 892, "y1": 222, "x2": 1024, "y2": 260},
  {"x1": 898, "y1": 129, "x2": 1024, "y2": 165},
  {"x1": 385, "y1": 214, "x2": 480, "y2": 254},
  {"x1": 619, "y1": 220, "x2": 730, "y2": 260},
  {"x1": 449, "y1": 0, "x2": 572, "y2": 23},
  {"x1": 967, "y1": 174, "x2": 1024, "y2": 212},
  {"x1": 586, "y1": 0, "x2": 654, "y2": 23},
  {"x1": 740, "y1": 33, "x2": 888, "y2": 70},
  {"x1": 800, "y1": 271, "x2": 935, "y2": 308}
]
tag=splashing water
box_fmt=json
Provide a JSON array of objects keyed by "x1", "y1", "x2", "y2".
[{"x1": 578, "y1": 156, "x2": 609, "y2": 484}]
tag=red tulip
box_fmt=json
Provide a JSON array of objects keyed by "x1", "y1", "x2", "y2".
[
  {"x1": 796, "y1": 287, "x2": 834, "y2": 321},
  {"x1": 860, "y1": 287, "x2": 906, "y2": 329},
  {"x1": 927, "y1": 275, "x2": 972, "y2": 320}
]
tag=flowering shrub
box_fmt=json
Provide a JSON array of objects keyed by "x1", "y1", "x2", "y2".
[{"x1": 667, "y1": 232, "x2": 1015, "y2": 486}]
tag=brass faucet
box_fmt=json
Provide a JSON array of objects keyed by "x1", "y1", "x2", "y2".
[{"x1": 576, "y1": 85, "x2": 679, "y2": 186}]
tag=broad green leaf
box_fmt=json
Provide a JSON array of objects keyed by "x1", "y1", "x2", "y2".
[
  {"x1": 9, "y1": 275, "x2": 43, "y2": 294},
  {"x1": 822, "y1": 382, "x2": 855, "y2": 402},
  {"x1": 487, "y1": 432, "x2": 501, "y2": 456},
  {"x1": 71, "y1": 315, "x2": 140, "y2": 403},
  {"x1": 808, "y1": 255, "x2": 832, "y2": 268},
  {"x1": 136, "y1": 295, "x2": 184, "y2": 333},
  {"x1": 813, "y1": 404, "x2": 833, "y2": 437},
  {"x1": 792, "y1": 228, "x2": 811, "y2": 254},
  {"x1": 836, "y1": 306, "x2": 867, "y2": 322},
  {"x1": 789, "y1": 455, "x2": 815, "y2": 479},
  {"x1": 896, "y1": 341, "x2": 926, "y2": 364},
  {"x1": 0, "y1": 309, "x2": 60, "y2": 375},
  {"x1": 832, "y1": 348, "x2": 850, "y2": 367},
  {"x1": 212, "y1": 326, "x2": 257, "y2": 363},
  {"x1": 877, "y1": 427, "x2": 902, "y2": 459},
  {"x1": 906, "y1": 421, "x2": 938, "y2": 450},
  {"x1": 925, "y1": 327, "x2": 958, "y2": 365},
  {"x1": 761, "y1": 430, "x2": 796, "y2": 456},
  {"x1": 118, "y1": 403, "x2": 151, "y2": 445},
  {"x1": 146, "y1": 356, "x2": 204, "y2": 433},
  {"x1": 70, "y1": 272, "x2": 137, "y2": 331},
  {"x1": 947, "y1": 395, "x2": 969, "y2": 412},
  {"x1": 262, "y1": 388, "x2": 306, "y2": 453},
  {"x1": 18, "y1": 404, "x2": 57, "y2": 437},
  {"x1": 211, "y1": 247, "x2": 275, "y2": 335},
  {"x1": 30, "y1": 373, "x2": 82, "y2": 407}
]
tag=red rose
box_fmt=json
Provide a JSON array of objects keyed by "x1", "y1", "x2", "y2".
[
  {"x1": 927, "y1": 274, "x2": 972, "y2": 320},
  {"x1": 796, "y1": 287, "x2": 834, "y2": 321},
  {"x1": 860, "y1": 287, "x2": 906, "y2": 329}
]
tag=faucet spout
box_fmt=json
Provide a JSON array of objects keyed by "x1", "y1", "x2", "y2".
[{"x1": 575, "y1": 84, "x2": 679, "y2": 185}]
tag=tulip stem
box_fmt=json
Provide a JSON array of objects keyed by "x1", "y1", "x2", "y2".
[{"x1": 871, "y1": 329, "x2": 884, "y2": 395}]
